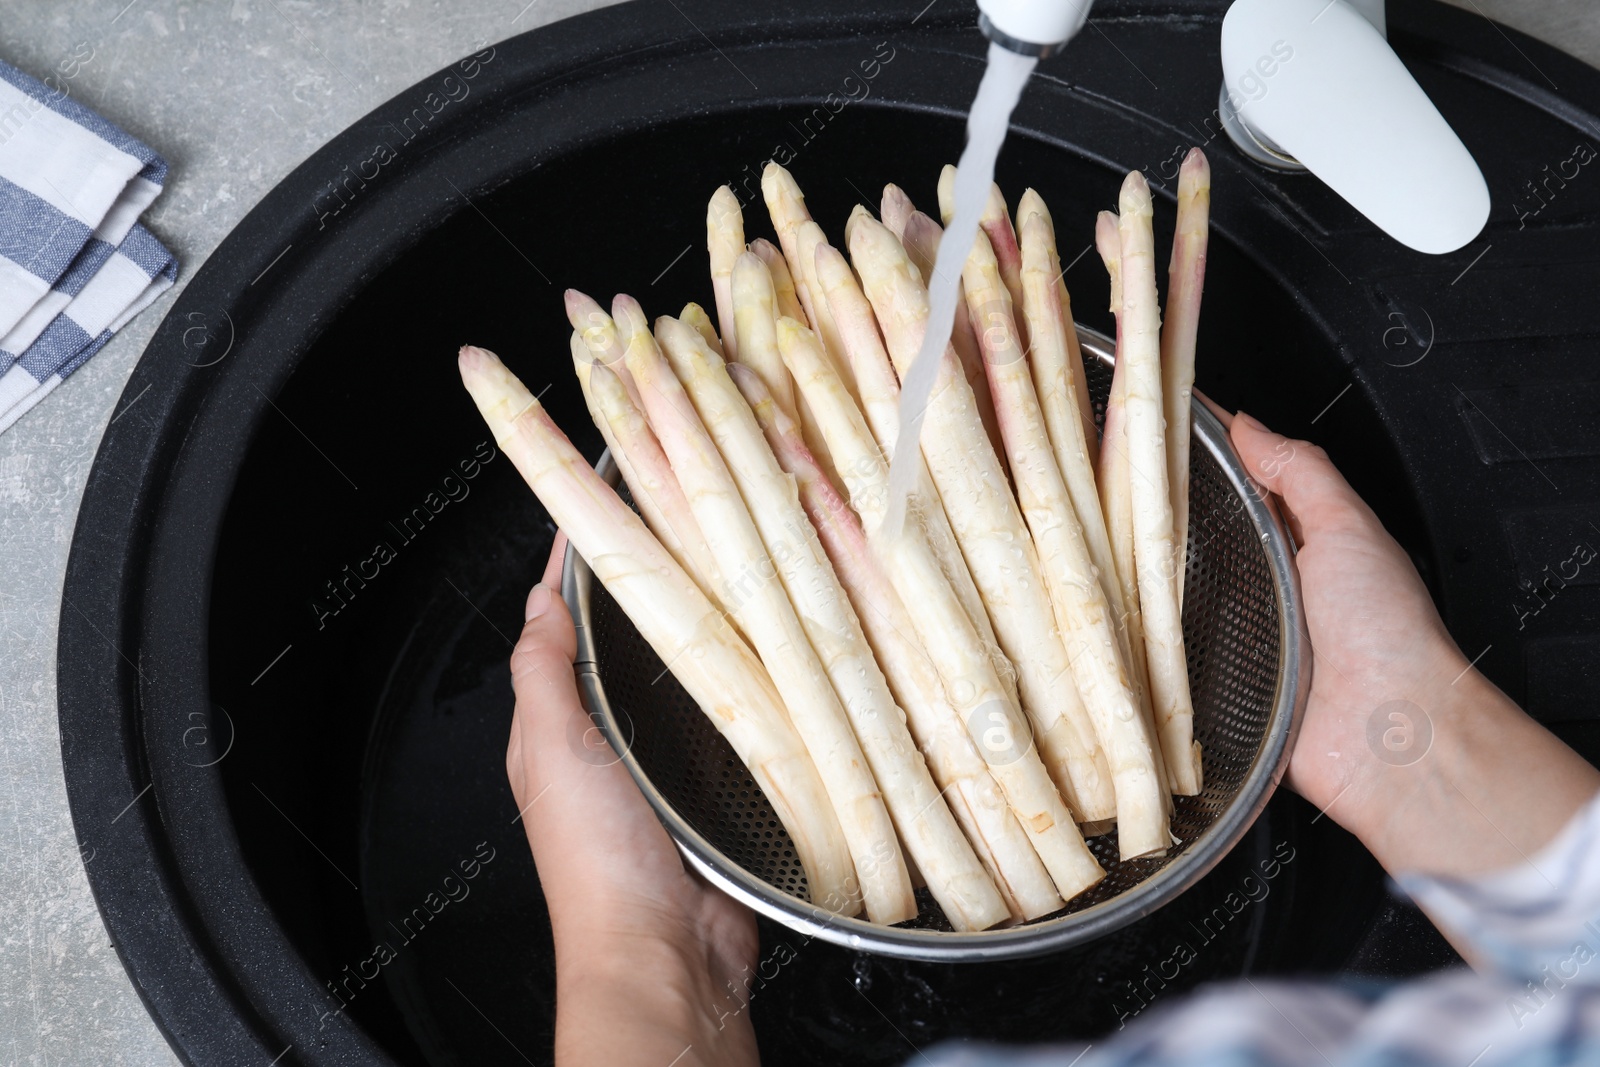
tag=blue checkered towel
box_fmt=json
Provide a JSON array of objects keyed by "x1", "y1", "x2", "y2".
[{"x1": 0, "y1": 57, "x2": 176, "y2": 434}]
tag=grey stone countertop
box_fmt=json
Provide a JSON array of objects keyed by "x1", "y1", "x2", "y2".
[{"x1": 0, "y1": 1, "x2": 1594, "y2": 1063}]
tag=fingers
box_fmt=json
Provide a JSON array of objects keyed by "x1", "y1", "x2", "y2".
[
  {"x1": 506, "y1": 534, "x2": 585, "y2": 820},
  {"x1": 506, "y1": 532, "x2": 693, "y2": 910},
  {"x1": 1230, "y1": 411, "x2": 1376, "y2": 541}
]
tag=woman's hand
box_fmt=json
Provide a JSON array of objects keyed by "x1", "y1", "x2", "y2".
[
  {"x1": 507, "y1": 534, "x2": 760, "y2": 1067},
  {"x1": 1230, "y1": 413, "x2": 1599, "y2": 881}
]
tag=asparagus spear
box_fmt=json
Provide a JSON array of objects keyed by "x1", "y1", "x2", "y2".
[
  {"x1": 629, "y1": 315, "x2": 911, "y2": 921},
  {"x1": 680, "y1": 301, "x2": 724, "y2": 357},
  {"x1": 1015, "y1": 189, "x2": 1098, "y2": 469},
  {"x1": 659, "y1": 317, "x2": 1008, "y2": 931},
  {"x1": 793, "y1": 219, "x2": 858, "y2": 399},
  {"x1": 777, "y1": 317, "x2": 1103, "y2": 901},
  {"x1": 730, "y1": 252, "x2": 797, "y2": 420},
  {"x1": 938, "y1": 166, "x2": 1027, "y2": 351},
  {"x1": 962, "y1": 229, "x2": 1170, "y2": 859},
  {"x1": 849, "y1": 215, "x2": 1116, "y2": 826},
  {"x1": 565, "y1": 293, "x2": 683, "y2": 567},
  {"x1": 570, "y1": 332, "x2": 727, "y2": 614},
  {"x1": 750, "y1": 238, "x2": 807, "y2": 324},
  {"x1": 566, "y1": 290, "x2": 641, "y2": 401},
  {"x1": 901, "y1": 209, "x2": 1005, "y2": 463},
  {"x1": 1094, "y1": 213, "x2": 1170, "y2": 811},
  {"x1": 734, "y1": 362, "x2": 1061, "y2": 921},
  {"x1": 457, "y1": 345, "x2": 857, "y2": 909},
  {"x1": 1021, "y1": 216, "x2": 1172, "y2": 804},
  {"x1": 735, "y1": 237, "x2": 843, "y2": 490},
  {"x1": 815, "y1": 236, "x2": 1021, "y2": 711},
  {"x1": 1162, "y1": 149, "x2": 1210, "y2": 610},
  {"x1": 707, "y1": 185, "x2": 744, "y2": 360},
  {"x1": 762, "y1": 166, "x2": 862, "y2": 392},
  {"x1": 880, "y1": 183, "x2": 916, "y2": 239},
  {"x1": 1117, "y1": 173, "x2": 1203, "y2": 796}
]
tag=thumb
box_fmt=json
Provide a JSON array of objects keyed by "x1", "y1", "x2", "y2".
[
  {"x1": 510, "y1": 533, "x2": 579, "y2": 707},
  {"x1": 1230, "y1": 412, "x2": 1376, "y2": 542}
]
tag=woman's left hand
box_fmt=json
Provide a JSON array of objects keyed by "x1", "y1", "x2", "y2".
[{"x1": 508, "y1": 533, "x2": 760, "y2": 1067}]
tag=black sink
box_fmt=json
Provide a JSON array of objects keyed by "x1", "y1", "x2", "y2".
[{"x1": 58, "y1": 1, "x2": 1600, "y2": 1064}]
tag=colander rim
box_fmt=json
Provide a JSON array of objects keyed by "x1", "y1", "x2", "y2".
[{"x1": 563, "y1": 322, "x2": 1309, "y2": 962}]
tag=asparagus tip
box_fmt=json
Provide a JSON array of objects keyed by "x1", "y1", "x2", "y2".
[
  {"x1": 1017, "y1": 210, "x2": 1049, "y2": 254},
  {"x1": 843, "y1": 202, "x2": 875, "y2": 249},
  {"x1": 563, "y1": 288, "x2": 607, "y2": 330},
  {"x1": 762, "y1": 161, "x2": 803, "y2": 202},
  {"x1": 881, "y1": 183, "x2": 915, "y2": 236},
  {"x1": 457, "y1": 344, "x2": 495, "y2": 373},
  {"x1": 814, "y1": 241, "x2": 851, "y2": 287},
  {"x1": 1016, "y1": 187, "x2": 1049, "y2": 228},
  {"x1": 1095, "y1": 211, "x2": 1120, "y2": 258},
  {"x1": 458, "y1": 344, "x2": 536, "y2": 442},
  {"x1": 936, "y1": 164, "x2": 957, "y2": 222},
  {"x1": 1118, "y1": 169, "x2": 1153, "y2": 219},
  {"x1": 982, "y1": 181, "x2": 1009, "y2": 226},
  {"x1": 709, "y1": 184, "x2": 741, "y2": 216},
  {"x1": 1179, "y1": 148, "x2": 1211, "y2": 200}
]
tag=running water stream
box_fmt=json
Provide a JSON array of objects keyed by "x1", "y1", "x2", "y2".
[{"x1": 881, "y1": 41, "x2": 1037, "y2": 536}]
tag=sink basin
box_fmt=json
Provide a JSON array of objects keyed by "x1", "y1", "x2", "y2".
[{"x1": 61, "y1": 0, "x2": 1600, "y2": 1063}]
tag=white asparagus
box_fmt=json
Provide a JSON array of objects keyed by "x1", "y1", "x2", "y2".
[
  {"x1": 660, "y1": 319, "x2": 1007, "y2": 931},
  {"x1": 1015, "y1": 215, "x2": 1114, "y2": 614},
  {"x1": 730, "y1": 252, "x2": 798, "y2": 420},
  {"x1": 938, "y1": 166, "x2": 1026, "y2": 352},
  {"x1": 794, "y1": 220, "x2": 857, "y2": 398},
  {"x1": 681, "y1": 301, "x2": 724, "y2": 357},
  {"x1": 881, "y1": 183, "x2": 915, "y2": 239},
  {"x1": 848, "y1": 215, "x2": 1117, "y2": 826},
  {"x1": 566, "y1": 292, "x2": 685, "y2": 571},
  {"x1": 611, "y1": 292, "x2": 650, "y2": 351},
  {"x1": 707, "y1": 185, "x2": 744, "y2": 359},
  {"x1": 1117, "y1": 173, "x2": 1202, "y2": 796},
  {"x1": 1161, "y1": 149, "x2": 1210, "y2": 610},
  {"x1": 777, "y1": 317, "x2": 1103, "y2": 901},
  {"x1": 750, "y1": 238, "x2": 807, "y2": 324},
  {"x1": 570, "y1": 332, "x2": 670, "y2": 556},
  {"x1": 747, "y1": 197, "x2": 844, "y2": 486},
  {"x1": 629, "y1": 316, "x2": 909, "y2": 920},
  {"x1": 761, "y1": 165, "x2": 860, "y2": 399},
  {"x1": 456, "y1": 345, "x2": 857, "y2": 908},
  {"x1": 735, "y1": 361, "x2": 1061, "y2": 921},
  {"x1": 566, "y1": 290, "x2": 641, "y2": 403},
  {"x1": 816, "y1": 235, "x2": 1020, "y2": 710},
  {"x1": 571, "y1": 332, "x2": 727, "y2": 613},
  {"x1": 963, "y1": 230, "x2": 1170, "y2": 860},
  {"x1": 1015, "y1": 188, "x2": 1098, "y2": 469},
  {"x1": 1094, "y1": 213, "x2": 1170, "y2": 813},
  {"x1": 901, "y1": 209, "x2": 1006, "y2": 466},
  {"x1": 1020, "y1": 215, "x2": 1173, "y2": 805},
  {"x1": 760, "y1": 167, "x2": 819, "y2": 330}
]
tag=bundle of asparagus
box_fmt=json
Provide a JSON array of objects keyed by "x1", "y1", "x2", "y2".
[{"x1": 458, "y1": 148, "x2": 1213, "y2": 930}]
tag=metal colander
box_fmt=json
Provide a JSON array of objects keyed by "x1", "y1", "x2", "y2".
[{"x1": 563, "y1": 324, "x2": 1307, "y2": 962}]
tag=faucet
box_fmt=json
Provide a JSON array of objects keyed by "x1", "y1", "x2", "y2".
[
  {"x1": 1218, "y1": 0, "x2": 1488, "y2": 253},
  {"x1": 977, "y1": 0, "x2": 1093, "y2": 58},
  {"x1": 977, "y1": 0, "x2": 1491, "y2": 255}
]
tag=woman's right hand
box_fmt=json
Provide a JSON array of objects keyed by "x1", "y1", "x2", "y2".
[{"x1": 1229, "y1": 412, "x2": 1599, "y2": 881}]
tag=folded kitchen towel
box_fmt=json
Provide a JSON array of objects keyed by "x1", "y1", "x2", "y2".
[
  {"x1": 0, "y1": 56, "x2": 176, "y2": 434},
  {"x1": 0, "y1": 224, "x2": 176, "y2": 432}
]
